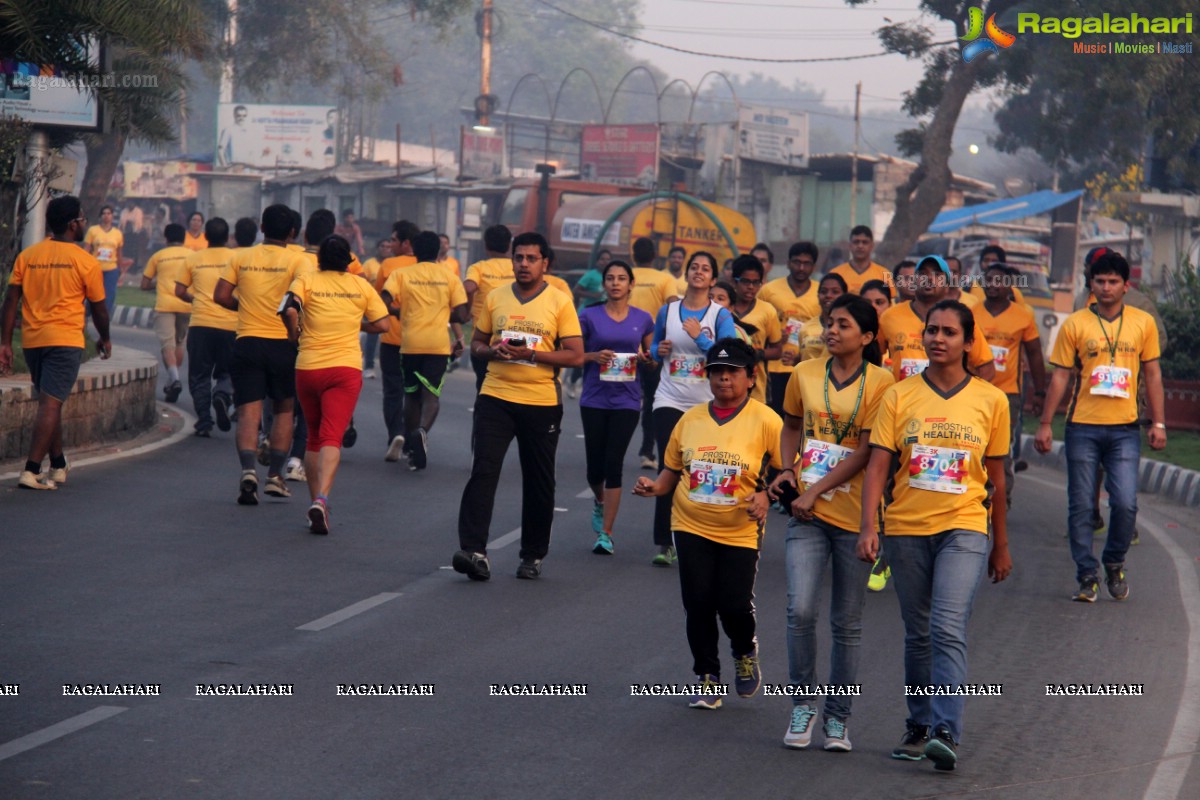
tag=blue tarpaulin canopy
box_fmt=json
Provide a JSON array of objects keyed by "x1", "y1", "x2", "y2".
[{"x1": 928, "y1": 189, "x2": 1083, "y2": 234}]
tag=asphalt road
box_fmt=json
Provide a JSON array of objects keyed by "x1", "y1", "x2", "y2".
[{"x1": 1, "y1": 327, "x2": 1198, "y2": 800}]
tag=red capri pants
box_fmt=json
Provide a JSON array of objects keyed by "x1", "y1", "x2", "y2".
[{"x1": 295, "y1": 367, "x2": 362, "y2": 451}]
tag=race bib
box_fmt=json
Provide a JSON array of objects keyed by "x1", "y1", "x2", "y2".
[
  {"x1": 784, "y1": 317, "x2": 804, "y2": 347},
  {"x1": 800, "y1": 439, "x2": 854, "y2": 501},
  {"x1": 687, "y1": 460, "x2": 741, "y2": 506},
  {"x1": 900, "y1": 358, "x2": 929, "y2": 379},
  {"x1": 500, "y1": 329, "x2": 544, "y2": 367},
  {"x1": 96, "y1": 246, "x2": 116, "y2": 262},
  {"x1": 667, "y1": 354, "x2": 707, "y2": 384},
  {"x1": 990, "y1": 345, "x2": 1009, "y2": 373},
  {"x1": 908, "y1": 444, "x2": 969, "y2": 494},
  {"x1": 599, "y1": 353, "x2": 637, "y2": 382},
  {"x1": 1089, "y1": 365, "x2": 1131, "y2": 398}
]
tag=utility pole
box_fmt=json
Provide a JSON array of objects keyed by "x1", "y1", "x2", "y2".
[
  {"x1": 474, "y1": 0, "x2": 496, "y2": 130},
  {"x1": 850, "y1": 81, "x2": 861, "y2": 228},
  {"x1": 219, "y1": 0, "x2": 237, "y2": 104}
]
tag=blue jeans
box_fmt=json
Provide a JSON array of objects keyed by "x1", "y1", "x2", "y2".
[
  {"x1": 785, "y1": 516, "x2": 870, "y2": 721},
  {"x1": 102, "y1": 269, "x2": 119, "y2": 316},
  {"x1": 1065, "y1": 423, "x2": 1140, "y2": 580},
  {"x1": 884, "y1": 529, "x2": 989, "y2": 743}
]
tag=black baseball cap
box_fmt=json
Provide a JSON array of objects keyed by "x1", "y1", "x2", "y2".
[{"x1": 705, "y1": 339, "x2": 757, "y2": 370}]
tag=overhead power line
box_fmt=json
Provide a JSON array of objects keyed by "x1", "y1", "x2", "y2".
[{"x1": 532, "y1": 0, "x2": 953, "y2": 63}]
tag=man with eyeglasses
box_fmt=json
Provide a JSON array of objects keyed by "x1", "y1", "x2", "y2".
[
  {"x1": 729, "y1": 254, "x2": 782, "y2": 404},
  {"x1": 759, "y1": 241, "x2": 821, "y2": 417},
  {"x1": 1, "y1": 195, "x2": 112, "y2": 490}
]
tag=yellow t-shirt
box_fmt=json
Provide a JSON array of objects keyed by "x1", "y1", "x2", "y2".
[
  {"x1": 951, "y1": 290, "x2": 981, "y2": 309},
  {"x1": 143, "y1": 245, "x2": 194, "y2": 314},
  {"x1": 1050, "y1": 305, "x2": 1161, "y2": 425},
  {"x1": 178, "y1": 248, "x2": 238, "y2": 331},
  {"x1": 798, "y1": 317, "x2": 827, "y2": 363},
  {"x1": 675, "y1": 274, "x2": 689, "y2": 297},
  {"x1": 477, "y1": 282, "x2": 582, "y2": 406},
  {"x1": 871, "y1": 374, "x2": 1010, "y2": 536},
  {"x1": 84, "y1": 225, "x2": 123, "y2": 271},
  {"x1": 383, "y1": 261, "x2": 468, "y2": 355},
  {"x1": 829, "y1": 261, "x2": 891, "y2": 295},
  {"x1": 465, "y1": 257, "x2": 515, "y2": 323},
  {"x1": 630, "y1": 267, "x2": 679, "y2": 320},
  {"x1": 759, "y1": 277, "x2": 820, "y2": 374},
  {"x1": 183, "y1": 231, "x2": 208, "y2": 252},
  {"x1": 733, "y1": 298, "x2": 782, "y2": 403},
  {"x1": 969, "y1": 284, "x2": 1025, "y2": 306},
  {"x1": 975, "y1": 301, "x2": 1039, "y2": 396},
  {"x1": 221, "y1": 243, "x2": 313, "y2": 340},
  {"x1": 664, "y1": 398, "x2": 784, "y2": 549},
  {"x1": 360, "y1": 257, "x2": 382, "y2": 285},
  {"x1": 783, "y1": 358, "x2": 894, "y2": 533},
  {"x1": 298, "y1": 249, "x2": 364, "y2": 277},
  {"x1": 374, "y1": 255, "x2": 418, "y2": 346},
  {"x1": 545, "y1": 273, "x2": 572, "y2": 299},
  {"x1": 440, "y1": 256, "x2": 461, "y2": 279},
  {"x1": 289, "y1": 270, "x2": 389, "y2": 371},
  {"x1": 879, "y1": 301, "x2": 993, "y2": 382},
  {"x1": 9, "y1": 239, "x2": 105, "y2": 348}
]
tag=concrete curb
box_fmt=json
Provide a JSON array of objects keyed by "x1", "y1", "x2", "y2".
[
  {"x1": 1020, "y1": 433, "x2": 1200, "y2": 508},
  {"x1": 112, "y1": 305, "x2": 157, "y2": 329}
]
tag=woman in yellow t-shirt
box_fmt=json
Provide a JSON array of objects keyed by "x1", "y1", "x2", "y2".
[
  {"x1": 768, "y1": 294, "x2": 893, "y2": 751},
  {"x1": 797, "y1": 273, "x2": 847, "y2": 364},
  {"x1": 858, "y1": 299, "x2": 1012, "y2": 771},
  {"x1": 281, "y1": 236, "x2": 390, "y2": 535},
  {"x1": 634, "y1": 338, "x2": 783, "y2": 709}
]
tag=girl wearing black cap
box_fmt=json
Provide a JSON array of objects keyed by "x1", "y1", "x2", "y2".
[{"x1": 634, "y1": 338, "x2": 783, "y2": 709}]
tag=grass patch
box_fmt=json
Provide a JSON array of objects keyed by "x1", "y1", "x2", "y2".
[
  {"x1": 1024, "y1": 413, "x2": 1200, "y2": 472},
  {"x1": 117, "y1": 286, "x2": 156, "y2": 308}
]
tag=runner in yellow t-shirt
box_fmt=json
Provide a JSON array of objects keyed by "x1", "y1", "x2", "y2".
[
  {"x1": 438, "y1": 233, "x2": 461, "y2": 279},
  {"x1": 372, "y1": 220, "x2": 420, "y2": 452},
  {"x1": 860, "y1": 300, "x2": 1011, "y2": 770},
  {"x1": 183, "y1": 211, "x2": 208, "y2": 251},
  {"x1": 634, "y1": 338, "x2": 782, "y2": 707},
  {"x1": 141, "y1": 224, "x2": 193, "y2": 402},
  {"x1": 828, "y1": 226, "x2": 892, "y2": 295},
  {"x1": 214, "y1": 204, "x2": 314, "y2": 505},
  {"x1": 730, "y1": 255, "x2": 782, "y2": 404},
  {"x1": 878, "y1": 256, "x2": 995, "y2": 384},
  {"x1": 798, "y1": 273, "x2": 847, "y2": 365},
  {"x1": 175, "y1": 218, "x2": 238, "y2": 436},
  {"x1": 281, "y1": 235, "x2": 390, "y2": 534},
  {"x1": 381, "y1": 231, "x2": 469, "y2": 471},
  {"x1": 0, "y1": 196, "x2": 111, "y2": 490},
  {"x1": 759, "y1": 241, "x2": 821, "y2": 417},
  {"x1": 452, "y1": 232, "x2": 583, "y2": 583},
  {"x1": 463, "y1": 226, "x2": 517, "y2": 393},
  {"x1": 769, "y1": 294, "x2": 894, "y2": 748},
  {"x1": 359, "y1": 238, "x2": 392, "y2": 378},
  {"x1": 1035, "y1": 251, "x2": 1164, "y2": 603},
  {"x1": 84, "y1": 205, "x2": 124, "y2": 315},
  {"x1": 975, "y1": 263, "x2": 1046, "y2": 509}
]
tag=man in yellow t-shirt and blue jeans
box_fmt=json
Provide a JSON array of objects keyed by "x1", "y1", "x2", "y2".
[
  {"x1": 453, "y1": 232, "x2": 584, "y2": 581},
  {"x1": 1035, "y1": 251, "x2": 1166, "y2": 603},
  {"x1": 0, "y1": 196, "x2": 112, "y2": 490}
]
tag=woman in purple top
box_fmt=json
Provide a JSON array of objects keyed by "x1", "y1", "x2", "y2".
[{"x1": 579, "y1": 259, "x2": 655, "y2": 555}]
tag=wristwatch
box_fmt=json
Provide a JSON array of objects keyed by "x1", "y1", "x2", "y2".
[{"x1": 1152, "y1": 422, "x2": 1166, "y2": 430}]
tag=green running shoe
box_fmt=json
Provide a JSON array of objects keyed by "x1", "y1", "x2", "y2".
[
  {"x1": 652, "y1": 545, "x2": 677, "y2": 567},
  {"x1": 593, "y1": 532, "x2": 614, "y2": 555}
]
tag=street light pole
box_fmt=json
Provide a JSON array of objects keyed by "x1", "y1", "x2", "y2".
[{"x1": 477, "y1": 0, "x2": 494, "y2": 129}]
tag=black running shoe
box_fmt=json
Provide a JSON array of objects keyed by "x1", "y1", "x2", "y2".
[
  {"x1": 515, "y1": 558, "x2": 542, "y2": 580},
  {"x1": 451, "y1": 550, "x2": 491, "y2": 581},
  {"x1": 1104, "y1": 563, "x2": 1129, "y2": 601},
  {"x1": 408, "y1": 427, "x2": 428, "y2": 470},
  {"x1": 1073, "y1": 576, "x2": 1099, "y2": 603},
  {"x1": 891, "y1": 722, "x2": 929, "y2": 761},
  {"x1": 925, "y1": 727, "x2": 957, "y2": 771},
  {"x1": 213, "y1": 391, "x2": 232, "y2": 432},
  {"x1": 164, "y1": 380, "x2": 182, "y2": 403},
  {"x1": 342, "y1": 419, "x2": 357, "y2": 448}
]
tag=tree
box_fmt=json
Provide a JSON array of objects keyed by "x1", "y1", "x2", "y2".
[
  {"x1": 845, "y1": 0, "x2": 1018, "y2": 266},
  {"x1": 992, "y1": 0, "x2": 1200, "y2": 190}
]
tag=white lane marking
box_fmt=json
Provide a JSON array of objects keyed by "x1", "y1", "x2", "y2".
[
  {"x1": 553, "y1": 507, "x2": 567, "y2": 512},
  {"x1": 0, "y1": 706, "x2": 127, "y2": 762},
  {"x1": 490, "y1": 527, "x2": 522, "y2": 550},
  {"x1": 575, "y1": 434, "x2": 585, "y2": 438},
  {"x1": 0, "y1": 402, "x2": 196, "y2": 481},
  {"x1": 1023, "y1": 472, "x2": 1200, "y2": 800},
  {"x1": 296, "y1": 592, "x2": 401, "y2": 631},
  {"x1": 575, "y1": 489, "x2": 592, "y2": 499}
]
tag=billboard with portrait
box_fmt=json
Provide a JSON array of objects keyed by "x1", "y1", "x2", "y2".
[{"x1": 216, "y1": 103, "x2": 337, "y2": 170}]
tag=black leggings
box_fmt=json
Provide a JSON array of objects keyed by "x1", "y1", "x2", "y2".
[
  {"x1": 675, "y1": 530, "x2": 760, "y2": 678},
  {"x1": 580, "y1": 406, "x2": 641, "y2": 489}
]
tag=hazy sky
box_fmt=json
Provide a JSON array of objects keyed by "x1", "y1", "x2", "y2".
[{"x1": 627, "y1": 0, "x2": 959, "y2": 113}]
